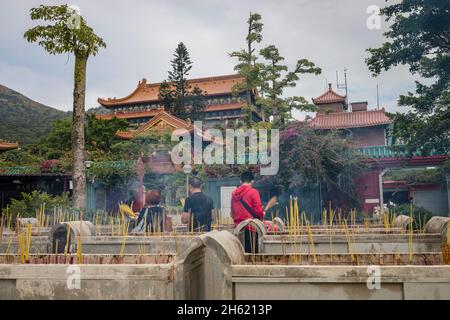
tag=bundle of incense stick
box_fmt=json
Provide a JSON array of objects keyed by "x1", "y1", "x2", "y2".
[
  {"x1": 17, "y1": 231, "x2": 26, "y2": 263},
  {"x1": 409, "y1": 203, "x2": 414, "y2": 263},
  {"x1": 343, "y1": 220, "x2": 355, "y2": 262},
  {"x1": 25, "y1": 223, "x2": 31, "y2": 263}
]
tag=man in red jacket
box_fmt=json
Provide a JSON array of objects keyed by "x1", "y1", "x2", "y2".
[{"x1": 231, "y1": 171, "x2": 264, "y2": 253}]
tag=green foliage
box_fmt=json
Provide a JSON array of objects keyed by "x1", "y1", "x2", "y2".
[
  {"x1": 189, "y1": 86, "x2": 207, "y2": 121},
  {"x1": 1, "y1": 115, "x2": 130, "y2": 171},
  {"x1": 269, "y1": 122, "x2": 367, "y2": 207},
  {"x1": 230, "y1": 12, "x2": 321, "y2": 126},
  {"x1": 86, "y1": 161, "x2": 136, "y2": 189},
  {"x1": 158, "y1": 80, "x2": 175, "y2": 113},
  {"x1": 8, "y1": 190, "x2": 71, "y2": 221},
  {"x1": 144, "y1": 172, "x2": 186, "y2": 205},
  {"x1": 0, "y1": 84, "x2": 69, "y2": 145},
  {"x1": 258, "y1": 45, "x2": 321, "y2": 125},
  {"x1": 393, "y1": 203, "x2": 434, "y2": 230},
  {"x1": 384, "y1": 167, "x2": 447, "y2": 185},
  {"x1": 24, "y1": 4, "x2": 106, "y2": 57},
  {"x1": 45, "y1": 117, "x2": 73, "y2": 152},
  {"x1": 86, "y1": 114, "x2": 128, "y2": 154},
  {"x1": 229, "y1": 12, "x2": 264, "y2": 125},
  {"x1": 168, "y1": 42, "x2": 193, "y2": 118},
  {"x1": 158, "y1": 43, "x2": 207, "y2": 120},
  {"x1": 366, "y1": 0, "x2": 450, "y2": 155},
  {"x1": 0, "y1": 148, "x2": 42, "y2": 167}
]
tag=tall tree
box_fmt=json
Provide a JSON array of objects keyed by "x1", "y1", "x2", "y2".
[
  {"x1": 229, "y1": 12, "x2": 264, "y2": 125},
  {"x1": 366, "y1": 0, "x2": 450, "y2": 155},
  {"x1": 24, "y1": 5, "x2": 106, "y2": 208},
  {"x1": 85, "y1": 114, "x2": 128, "y2": 153},
  {"x1": 259, "y1": 45, "x2": 321, "y2": 125},
  {"x1": 188, "y1": 86, "x2": 207, "y2": 121},
  {"x1": 271, "y1": 122, "x2": 367, "y2": 210},
  {"x1": 168, "y1": 42, "x2": 193, "y2": 118},
  {"x1": 158, "y1": 80, "x2": 175, "y2": 114}
]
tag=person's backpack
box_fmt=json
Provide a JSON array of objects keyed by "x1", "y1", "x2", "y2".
[{"x1": 132, "y1": 207, "x2": 148, "y2": 233}]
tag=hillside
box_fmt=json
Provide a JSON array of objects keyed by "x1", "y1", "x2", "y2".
[{"x1": 0, "y1": 84, "x2": 70, "y2": 145}]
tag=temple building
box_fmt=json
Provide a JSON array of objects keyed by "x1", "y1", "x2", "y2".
[
  {"x1": 0, "y1": 140, "x2": 19, "y2": 152},
  {"x1": 96, "y1": 74, "x2": 262, "y2": 129},
  {"x1": 309, "y1": 84, "x2": 393, "y2": 147},
  {"x1": 309, "y1": 84, "x2": 394, "y2": 212}
]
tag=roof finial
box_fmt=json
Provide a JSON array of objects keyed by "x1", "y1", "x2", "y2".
[
  {"x1": 328, "y1": 83, "x2": 332, "y2": 90},
  {"x1": 138, "y1": 78, "x2": 147, "y2": 88}
]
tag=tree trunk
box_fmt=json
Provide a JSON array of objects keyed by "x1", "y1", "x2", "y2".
[
  {"x1": 72, "y1": 54, "x2": 88, "y2": 209},
  {"x1": 246, "y1": 22, "x2": 253, "y2": 126}
]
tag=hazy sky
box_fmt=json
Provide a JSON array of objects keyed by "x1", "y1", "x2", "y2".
[{"x1": 0, "y1": 0, "x2": 418, "y2": 119}]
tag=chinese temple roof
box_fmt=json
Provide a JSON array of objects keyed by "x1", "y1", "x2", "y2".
[
  {"x1": 115, "y1": 110, "x2": 226, "y2": 146},
  {"x1": 0, "y1": 140, "x2": 19, "y2": 151},
  {"x1": 116, "y1": 110, "x2": 192, "y2": 139},
  {"x1": 98, "y1": 74, "x2": 245, "y2": 107},
  {"x1": 309, "y1": 108, "x2": 393, "y2": 129},
  {"x1": 312, "y1": 83, "x2": 346, "y2": 105}
]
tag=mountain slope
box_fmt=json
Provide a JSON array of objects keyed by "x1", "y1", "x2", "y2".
[{"x1": 0, "y1": 84, "x2": 70, "y2": 145}]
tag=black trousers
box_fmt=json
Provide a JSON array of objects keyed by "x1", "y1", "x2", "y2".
[{"x1": 244, "y1": 229, "x2": 259, "y2": 253}]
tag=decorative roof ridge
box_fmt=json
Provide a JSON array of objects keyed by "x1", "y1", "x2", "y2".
[
  {"x1": 309, "y1": 107, "x2": 393, "y2": 129},
  {"x1": 98, "y1": 78, "x2": 148, "y2": 105},
  {"x1": 144, "y1": 74, "x2": 244, "y2": 89},
  {"x1": 98, "y1": 74, "x2": 245, "y2": 106},
  {"x1": 312, "y1": 83, "x2": 346, "y2": 104},
  {"x1": 127, "y1": 110, "x2": 192, "y2": 137},
  {"x1": 0, "y1": 140, "x2": 20, "y2": 150},
  {"x1": 316, "y1": 108, "x2": 388, "y2": 117}
]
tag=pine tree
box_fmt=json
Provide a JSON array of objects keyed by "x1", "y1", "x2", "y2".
[
  {"x1": 259, "y1": 45, "x2": 321, "y2": 125},
  {"x1": 189, "y1": 86, "x2": 207, "y2": 121},
  {"x1": 168, "y1": 42, "x2": 193, "y2": 118},
  {"x1": 229, "y1": 12, "x2": 264, "y2": 125},
  {"x1": 158, "y1": 80, "x2": 175, "y2": 114}
]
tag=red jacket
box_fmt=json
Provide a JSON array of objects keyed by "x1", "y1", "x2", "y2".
[{"x1": 231, "y1": 184, "x2": 264, "y2": 226}]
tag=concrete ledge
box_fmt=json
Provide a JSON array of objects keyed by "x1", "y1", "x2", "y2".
[
  {"x1": 231, "y1": 265, "x2": 450, "y2": 300},
  {"x1": 0, "y1": 236, "x2": 206, "y2": 300}
]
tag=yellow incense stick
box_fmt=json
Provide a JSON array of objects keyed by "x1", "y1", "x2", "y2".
[
  {"x1": 409, "y1": 203, "x2": 414, "y2": 263},
  {"x1": 343, "y1": 220, "x2": 355, "y2": 262},
  {"x1": 64, "y1": 224, "x2": 71, "y2": 256},
  {"x1": 4, "y1": 237, "x2": 12, "y2": 254},
  {"x1": 77, "y1": 222, "x2": 83, "y2": 265},
  {"x1": 119, "y1": 231, "x2": 127, "y2": 256},
  {"x1": 447, "y1": 218, "x2": 450, "y2": 247},
  {"x1": 306, "y1": 222, "x2": 317, "y2": 263}
]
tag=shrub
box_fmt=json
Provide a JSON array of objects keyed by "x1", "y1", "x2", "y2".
[
  {"x1": 8, "y1": 190, "x2": 71, "y2": 222},
  {"x1": 393, "y1": 203, "x2": 434, "y2": 230}
]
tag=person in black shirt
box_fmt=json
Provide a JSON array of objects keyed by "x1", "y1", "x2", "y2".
[{"x1": 182, "y1": 177, "x2": 214, "y2": 232}]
